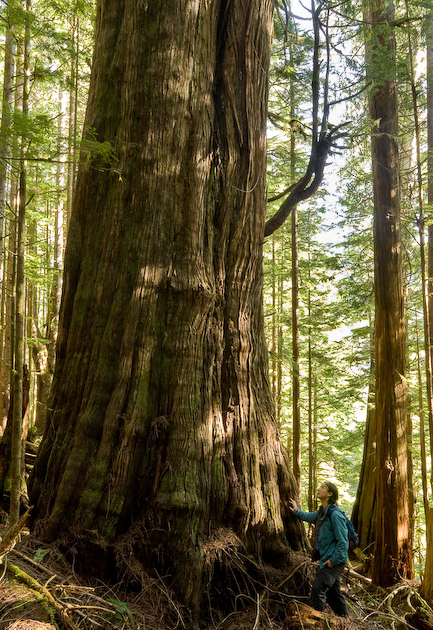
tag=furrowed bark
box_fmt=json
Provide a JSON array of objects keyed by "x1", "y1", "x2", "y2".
[{"x1": 30, "y1": 0, "x2": 306, "y2": 612}]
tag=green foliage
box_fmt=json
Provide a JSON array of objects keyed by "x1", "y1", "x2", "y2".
[
  {"x1": 267, "y1": 1, "x2": 433, "y2": 576},
  {"x1": 33, "y1": 548, "x2": 51, "y2": 563},
  {"x1": 265, "y1": 0, "x2": 375, "y2": 512},
  {"x1": 107, "y1": 598, "x2": 134, "y2": 625},
  {"x1": 32, "y1": 548, "x2": 64, "y2": 563},
  {"x1": 80, "y1": 128, "x2": 117, "y2": 167}
]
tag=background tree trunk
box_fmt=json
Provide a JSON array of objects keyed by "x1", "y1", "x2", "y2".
[
  {"x1": 290, "y1": 66, "x2": 300, "y2": 490},
  {"x1": 366, "y1": 0, "x2": 413, "y2": 585},
  {"x1": 291, "y1": 202, "x2": 300, "y2": 491},
  {"x1": 10, "y1": 0, "x2": 31, "y2": 525},
  {"x1": 65, "y1": 14, "x2": 78, "y2": 231},
  {"x1": 0, "y1": 4, "x2": 17, "y2": 432},
  {"x1": 421, "y1": 4, "x2": 433, "y2": 603},
  {"x1": 351, "y1": 338, "x2": 376, "y2": 555},
  {"x1": 271, "y1": 237, "x2": 277, "y2": 401},
  {"x1": 0, "y1": 3, "x2": 16, "y2": 262},
  {"x1": 307, "y1": 286, "x2": 316, "y2": 513},
  {"x1": 428, "y1": 0, "x2": 433, "y2": 375},
  {"x1": 30, "y1": 0, "x2": 306, "y2": 613}
]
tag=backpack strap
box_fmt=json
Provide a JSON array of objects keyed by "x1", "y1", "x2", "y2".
[{"x1": 326, "y1": 505, "x2": 339, "y2": 518}]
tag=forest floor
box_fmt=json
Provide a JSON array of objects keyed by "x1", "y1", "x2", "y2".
[{"x1": 0, "y1": 528, "x2": 431, "y2": 630}]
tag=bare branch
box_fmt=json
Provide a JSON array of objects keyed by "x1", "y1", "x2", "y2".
[{"x1": 265, "y1": 0, "x2": 346, "y2": 238}]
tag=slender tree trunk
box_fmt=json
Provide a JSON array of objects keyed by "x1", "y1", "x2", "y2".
[
  {"x1": 0, "y1": 169, "x2": 19, "y2": 493},
  {"x1": 0, "y1": 7, "x2": 17, "y2": 430},
  {"x1": 10, "y1": 0, "x2": 30, "y2": 525},
  {"x1": 313, "y1": 378, "x2": 317, "y2": 500},
  {"x1": 405, "y1": 1, "x2": 433, "y2": 455},
  {"x1": 416, "y1": 321, "x2": 429, "y2": 518},
  {"x1": 277, "y1": 236, "x2": 284, "y2": 427},
  {"x1": 0, "y1": 31, "x2": 22, "y2": 496},
  {"x1": 0, "y1": 33, "x2": 25, "y2": 434},
  {"x1": 290, "y1": 57, "x2": 300, "y2": 489},
  {"x1": 307, "y1": 285, "x2": 315, "y2": 513},
  {"x1": 291, "y1": 206, "x2": 300, "y2": 489},
  {"x1": 426, "y1": 10, "x2": 433, "y2": 601},
  {"x1": 351, "y1": 330, "x2": 376, "y2": 555},
  {"x1": 32, "y1": 96, "x2": 65, "y2": 434},
  {"x1": 428, "y1": 6, "x2": 433, "y2": 379},
  {"x1": 0, "y1": 2, "x2": 16, "y2": 277},
  {"x1": 424, "y1": 510, "x2": 433, "y2": 604},
  {"x1": 403, "y1": 6, "x2": 426, "y2": 585},
  {"x1": 66, "y1": 15, "x2": 79, "y2": 233},
  {"x1": 30, "y1": 0, "x2": 306, "y2": 612},
  {"x1": 366, "y1": 0, "x2": 413, "y2": 584},
  {"x1": 415, "y1": 3, "x2": 433, "y2": 603},
  {"x1": 272, "y1": 237, "x2": 277, "y2": 400},
  {"x1": 0, "y1": 226, "x2": 13, "y2": 435},
  {"x1": 0, "y1": 237, "x2": 6, "y2": 430},
  {"x1": 0, "y1": 206, "x2": 17, "y2": 437}
]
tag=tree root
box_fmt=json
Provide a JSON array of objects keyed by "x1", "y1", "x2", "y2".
[{"x1": 7, "y1": 539, "x2": 433, "y2": 630}]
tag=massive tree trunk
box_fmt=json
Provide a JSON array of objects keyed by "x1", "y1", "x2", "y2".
[
  {"x1": 366, "y1": 0, "x2": 413, "y2": 585},
  {"x1": 30, "y1": 0, "x2": 306, "y2": 613}
]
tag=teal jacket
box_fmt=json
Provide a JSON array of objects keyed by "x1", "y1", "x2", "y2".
[{"x1": 295, "y1": 504, "x2": 348, "y2": 569}]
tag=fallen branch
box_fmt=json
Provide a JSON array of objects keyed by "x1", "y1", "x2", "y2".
[
  {"x1": 0, "y1": 508, "x2": 32, "y2": 561},
  {"x1": 11, "y1": 548, "x2": 56, "y2": 577},
  {"x1": 63, "y1": 604, "x2": 116, "y2": 614},
  {"x1": 346, "y1": 567, "x2": 372, "y2": 585},
  {"x1": 7, "y1": 561, "x2": 81, "y2": 630}
]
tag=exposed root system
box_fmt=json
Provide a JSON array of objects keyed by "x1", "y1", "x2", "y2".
[{"x1": 0, "y1": 531, "x2": 432, "y2": 630}]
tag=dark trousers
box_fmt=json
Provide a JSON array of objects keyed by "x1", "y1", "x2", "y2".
[{"x1": 310, "y1": 563, "x2": 348, "y2": 616}]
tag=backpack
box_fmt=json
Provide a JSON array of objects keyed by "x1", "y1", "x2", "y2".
[{"x1": 328, "y1": 506, "x2": 359, "y2": 551}]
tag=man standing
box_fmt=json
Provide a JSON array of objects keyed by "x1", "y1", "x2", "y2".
[{"x1": 289, "y1": 481, "x2": 348, "y2": 617}]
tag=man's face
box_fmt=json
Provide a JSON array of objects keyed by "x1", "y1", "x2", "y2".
[{"x1": 317, "y1": 483, "x2": 333, "y2": 502}]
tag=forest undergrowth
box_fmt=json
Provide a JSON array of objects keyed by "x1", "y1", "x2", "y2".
[{"x1": 0, "y1": 517, "x2": 432, "y2": 630}]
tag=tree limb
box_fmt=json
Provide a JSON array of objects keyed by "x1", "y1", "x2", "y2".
[
  {"x1": 264, "y1": 130, "x2": 337, "y2": 237},
  {"x1": 265, "y1": 0, "x2": 351, "y2": 238}
]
